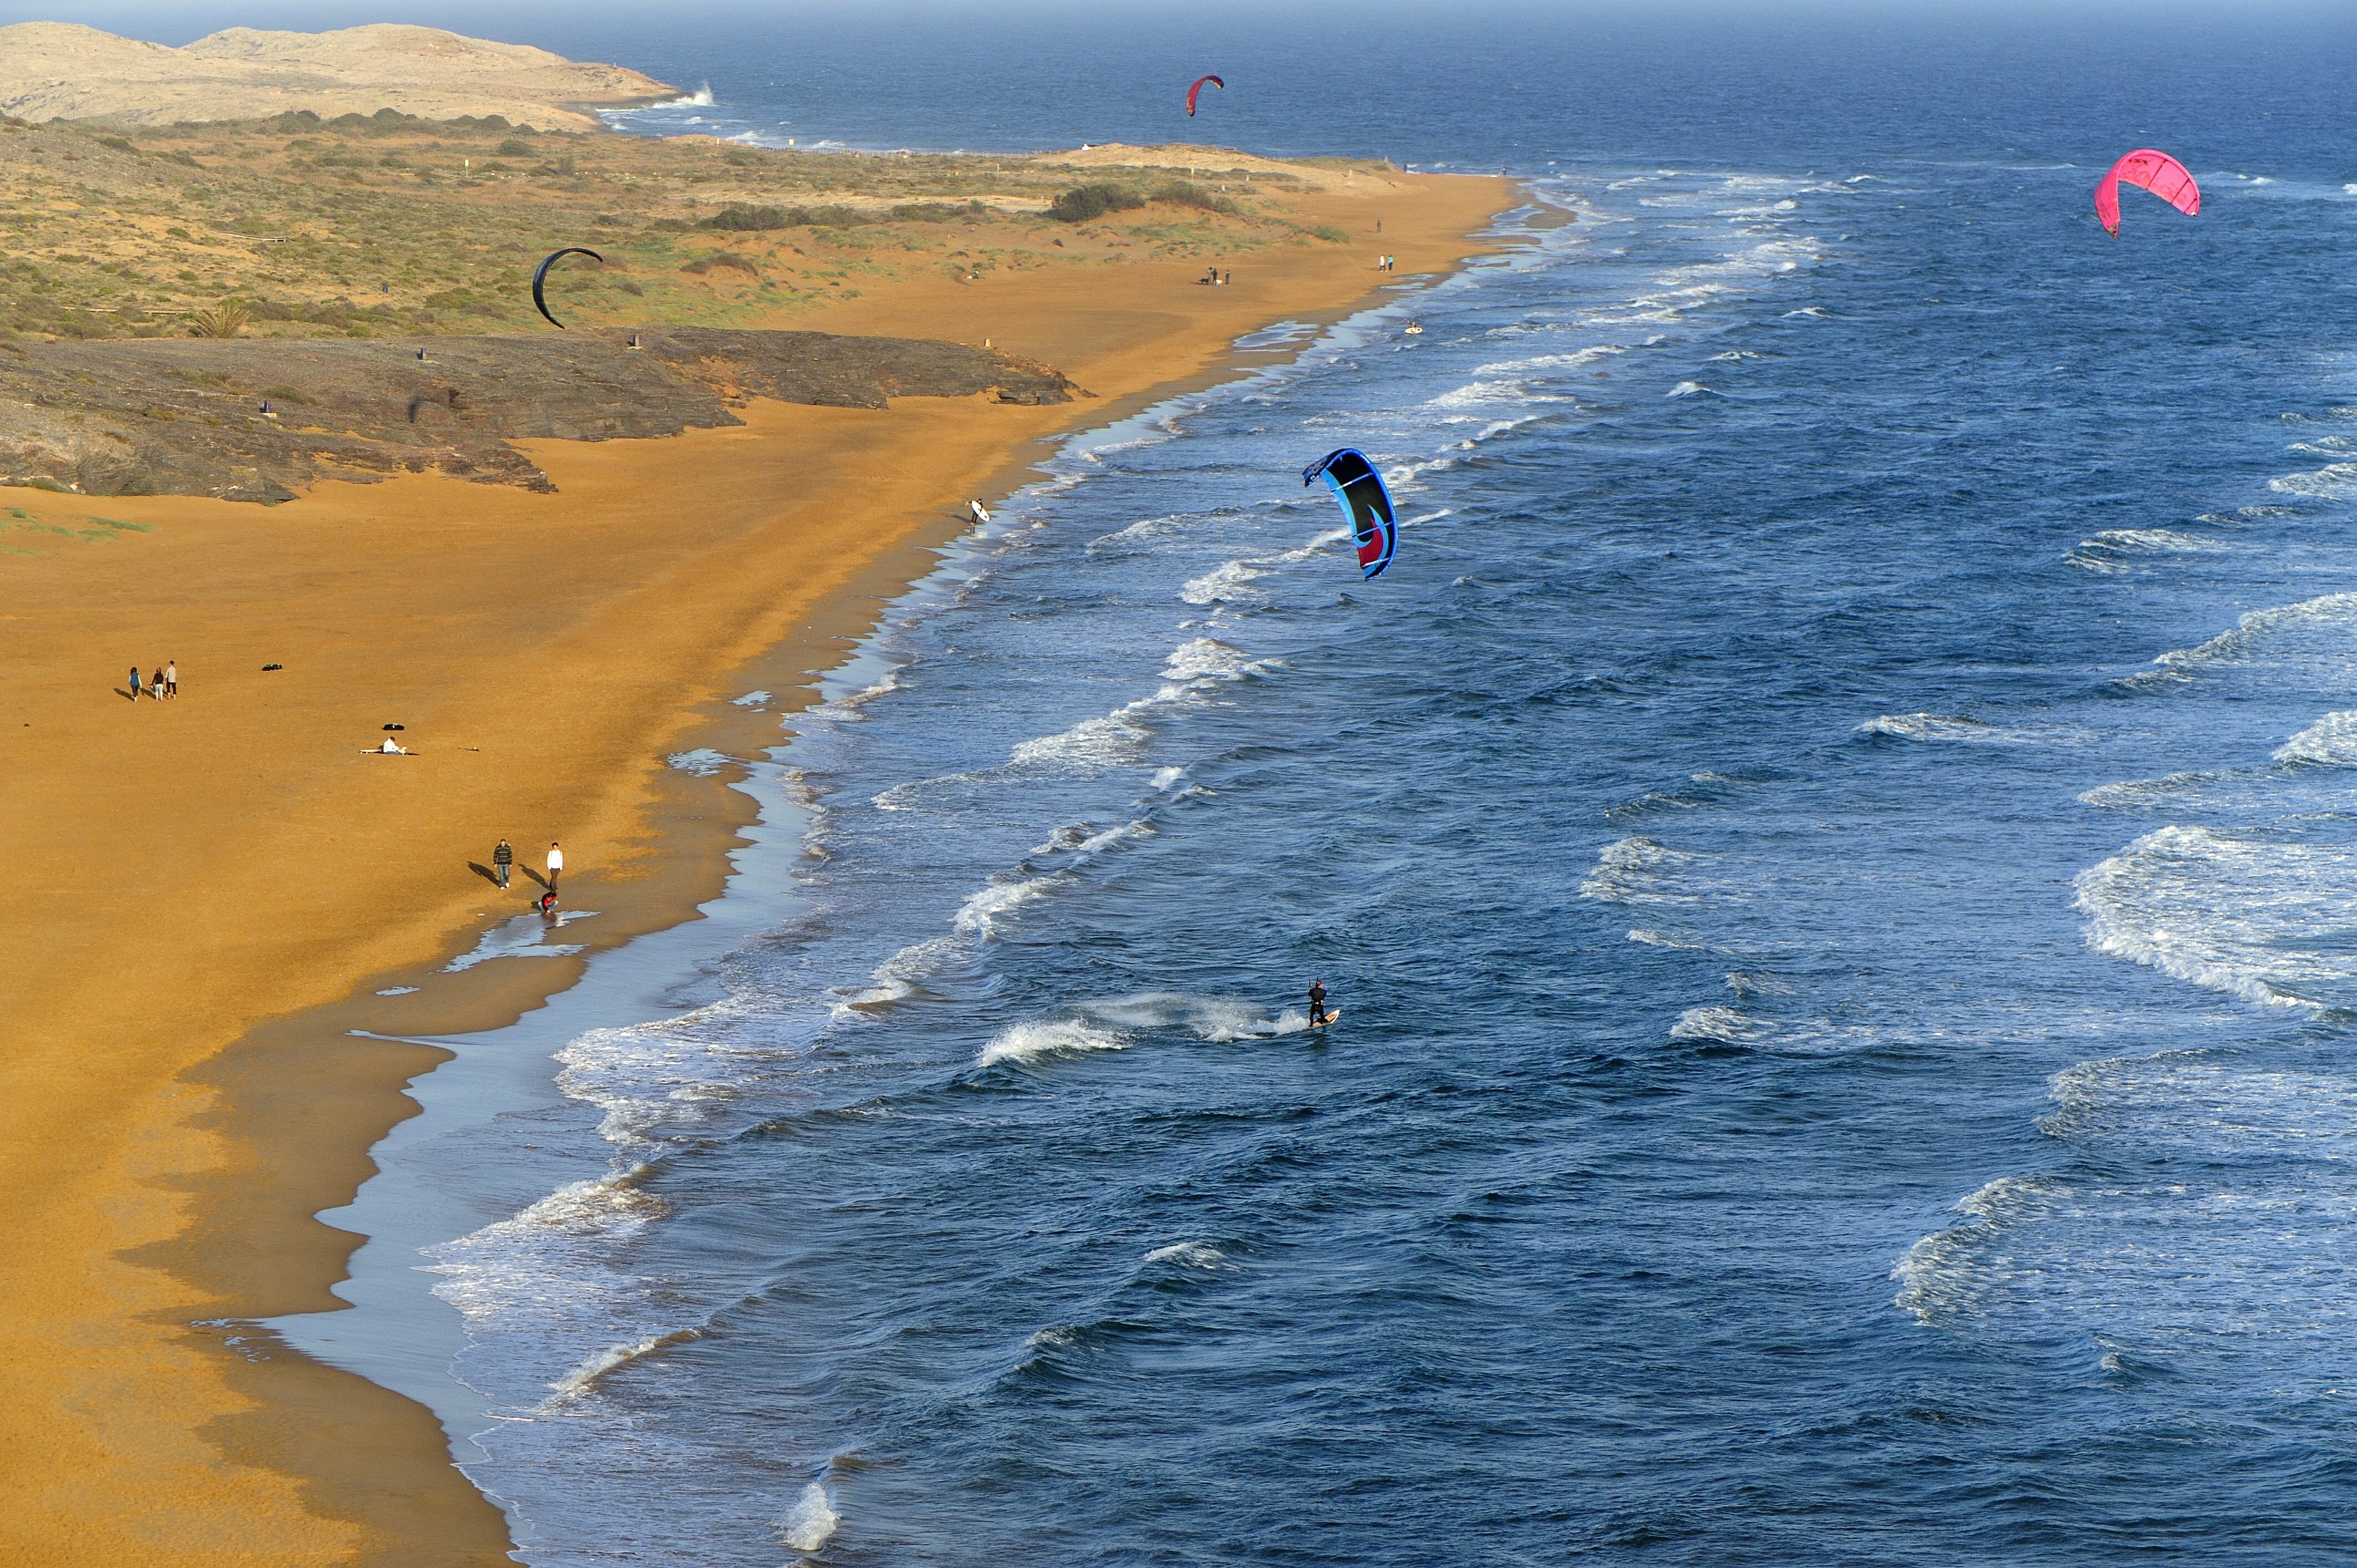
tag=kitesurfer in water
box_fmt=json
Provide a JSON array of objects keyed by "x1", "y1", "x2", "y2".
[{"x1": 1308, "y1": 978, "x2": 1329, "y2": 1026}]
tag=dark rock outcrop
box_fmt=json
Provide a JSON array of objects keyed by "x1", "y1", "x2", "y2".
[{"x1": 0, "y1": 328, "x2": 1077, "y2": 502}]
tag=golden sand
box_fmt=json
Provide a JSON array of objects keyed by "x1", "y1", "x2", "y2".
[{"x1": 0, "y1": 169, "x2": 1510, "y2": 1565}]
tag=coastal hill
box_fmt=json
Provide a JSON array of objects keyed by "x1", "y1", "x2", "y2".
[
  {"x1": 0, "y1": 22, "x2": 677, "y2": 131},
  {"x1": 0, "y1": 97, "x2": 1394, "y2": 499}
]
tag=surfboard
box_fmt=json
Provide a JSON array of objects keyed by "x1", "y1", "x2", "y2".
[{"x1": 1309, "y1": 1009, "x2": 1340, "y2": 1028}]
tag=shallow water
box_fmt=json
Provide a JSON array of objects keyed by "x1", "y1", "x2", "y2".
[{"x1": 284, "y1": 9, "x2": 2357, "y2": 1564}]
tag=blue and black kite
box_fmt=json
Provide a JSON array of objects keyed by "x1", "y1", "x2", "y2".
[{"x1": 1303, "y1": 447, "x2": 1398, "y2": 579}]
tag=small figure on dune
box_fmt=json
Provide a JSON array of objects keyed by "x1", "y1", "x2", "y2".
[
  {"x1": 493, "y1": 836, "x2": 513, "y2": 890},
  {"x1": 547, "y1": 841, "x2": 564, "y2": 893},
  {"x1": 127, "y1": 665, "x2": 141, "y2": 701},
  {"x1": 151, "y1": 667, "x2": 166, "y2": 700},
  {"x1": 163, "y1": 661, "x2": 177, "y2": 700}
]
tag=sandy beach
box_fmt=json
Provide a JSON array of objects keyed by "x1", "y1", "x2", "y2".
[{"x1": 0, "y1": 164, "x2": 1510, "y2": 1565}]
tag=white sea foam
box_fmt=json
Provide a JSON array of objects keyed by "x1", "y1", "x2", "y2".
[
  {"x1": 2064, "y1": 528, "x2": 2228, "y2": 572},
  {"x1": 776, "y1": 1483, "x2": 840, "y2": 1554},
  {"x1": 545, "y1": 1329, "x2": 697, "y2": 1401},
  {"x1": 2276, "y1": 711, "x2": 2357, "y2": 766},
  {"x1": 1181, "y1": 558, "x2": 1274, "y2": 606},
  {"x1": 427, "y1": 1167, "x2": 667, "y2": 1321},
  {"x1": 979, "y1": 1018, "x2": 1127, "y2": 1066},
  {"x1": 1144, "y1": 1241, "x2": 1226, "y2": 1268},
  {"x1": 1471, "y1": 343, "x2": 1629, "y2": 377},
  {"x1": 2076, "y1": 824, "x2": 2357, "y2": 1010},
  {"x1": 2269, "y1": 461, "x2": 2357, "y2": 502},
  {"x1": 1670, "y1": 1004, "x2": 1761, "y2": 1042},
  {"x1": 666, "y1": 747, "x2": 733, "y2": 777},
  {"x1": 1855, "y1": 713, "x2": 2075, "y2": 745},
  {"x1": 1011, "y1": 711, "x2": 1152, "y2": 766},
  {"x1": 1898, "y1": 1048, "x2": 2357, "y2": 1342},
  {"x1": 2077, "y1": 770, "x2": 2222, "y2": 810},
  {"x1": 952, "y1": 873, "x2": 1066, "y2": 940},
  {"x1": 1579, "y1": 836, "x2": 1704, "y2": 905},
  {"x1": 2133, "y1": 591, "x2": 2357, "y2": 685},
  {"x1": 730, "y1": 689, "x2": 771, "y2": 706},
  {"x1": 1666, "y1": 380, "x2": 1706, "y2": 397}
]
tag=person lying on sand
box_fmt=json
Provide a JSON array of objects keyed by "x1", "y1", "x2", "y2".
[{"x1": 367, "y1": 737, "x2": 410, "y2": 754}]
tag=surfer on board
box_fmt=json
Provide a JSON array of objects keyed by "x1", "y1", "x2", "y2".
[{"x1": 1308, "y1": 978, "x2": 1329, "y2": 1027}]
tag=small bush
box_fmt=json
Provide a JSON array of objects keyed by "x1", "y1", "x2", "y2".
[
  {"x1": 1150, "y1": 180, "x2": 1241, "y2": 215},
  {"x1": 701, "y1": 203, "x2": 862, "y2": 231},
  {"x1": 682, "y1": 254, "x2": 759, "y2": 276},
  {"x1": 1049, "y1": 183, "x2": 1144, "y2": 223},
  {"x1": 495, "y1": 138, "x2": 532, "y2": 156},
  {"x1": 891, "y1": 200, "x2": 989, "y2": 223},
  {"x1": 187, "y1": 300, "x2": 251, "y2": 338},
  {"x1": 98, "y1": 135, "x2": 132, "y2": 152},
  {"x1": 1310, "y1": 224, "x2": 1349, "y2": 243},
  {"x1": 260, "y1": 384, "x2": 311, "y2": 404}
]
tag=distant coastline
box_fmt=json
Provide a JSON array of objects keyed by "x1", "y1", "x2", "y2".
[{"x1": 0, "y1": 21, "x2": 676, "y2": 131}]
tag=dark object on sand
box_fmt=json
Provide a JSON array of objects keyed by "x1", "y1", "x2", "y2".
[
  {"x1": 382, "y1": 722, "x2": 406, "y2": 731},
  {"x1": 531, "y1": 247, "x2": 606, "y2": 329},
  {"x1": 262, "y1": 662, "x2": 283, "y2": 670}
]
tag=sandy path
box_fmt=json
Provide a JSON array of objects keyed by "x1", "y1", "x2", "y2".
[{"x1": 0, "y1": 172, "x2": 1510, "y2": 1565}]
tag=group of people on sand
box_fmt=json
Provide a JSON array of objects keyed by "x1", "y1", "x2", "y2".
[
  {"x1": 1199, "y1": 266, "x2": 1231, "y2": 286},
  {"x1": 126, "y1": 662, "x2": 177, "y2": 700},
  {"x1": 1377, "y1": 255, "x2": 1398, "y2": 272},
  {"x1": 492, "y1": 837, "x2": 565, "y2": 915}
]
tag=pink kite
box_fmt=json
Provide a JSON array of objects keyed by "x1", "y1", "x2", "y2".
[
  {"x1": 2094, "y1": 149, "x2": 2200, "y2": 237},
  {"x1": 1186, "y1": 74, "x2": 1223, "y2": 117}
]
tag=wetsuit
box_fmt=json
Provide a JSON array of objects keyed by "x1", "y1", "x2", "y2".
[{"x1": 1308, "y1": 983, "x2": 1328, "y2": 1025}]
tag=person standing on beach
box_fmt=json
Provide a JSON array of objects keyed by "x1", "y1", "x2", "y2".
[
  {"x1": 163, "y1": 661, "x2": 177, "y2": 700},
  {"x1": 150, "y1": 666, "x2": 165, "y2": 700},
  {"x1": 547, "y1": 841, "x2": 563, "y2": 892},
  {"x1": 493, "y1": 837, "x2": 513, "y2": 889},
  {"x1": 127, "y1": 665, "x2": 141, "y2": 700}
]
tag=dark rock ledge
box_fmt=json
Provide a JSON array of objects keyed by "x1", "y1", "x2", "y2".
[{"x1": 0, "y1": 328, "x2": 1079, "y2": 503}]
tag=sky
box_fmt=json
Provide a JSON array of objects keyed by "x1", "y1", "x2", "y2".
[{"x1": 6, "y1": 0, "x2": 2350, "y2": 50}]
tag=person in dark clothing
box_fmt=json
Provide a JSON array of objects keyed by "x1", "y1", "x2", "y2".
[
  {"x1": 493, "y1": 837, "x2": 513, "y2": 889},
  {"x1": 128, "y1": 666, "x2": 142, "y2": 700},
  {"x1": 1308, "y1": 978, "x2": 1329, "y2": 1026},
  {"x1": 539, "y1": 889, "x2": 559, "y2": 917}
]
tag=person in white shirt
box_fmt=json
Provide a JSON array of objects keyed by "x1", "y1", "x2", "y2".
[
  {"x1": 377, "y1": 737, "x2": 406, "y2": 754},
  {"x1": 163, "y1": 661, "x2": 178, "y2": 699},
  {"x1": 547, "y1": 842, "x2": 564, "y2": 892}
]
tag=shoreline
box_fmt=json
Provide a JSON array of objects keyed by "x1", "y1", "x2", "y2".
[{"x1": 0, "y1": 166, "x2": 1517, "y2": 1564}]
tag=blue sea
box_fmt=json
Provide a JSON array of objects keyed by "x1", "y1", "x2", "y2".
[{"x1": 271, "y1": 5, "x2": 2357, "y2": 1562}]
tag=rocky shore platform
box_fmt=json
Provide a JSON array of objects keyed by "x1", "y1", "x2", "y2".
[{"x1": 0, "y1": 327, "x2": 1079, "y2": 502}]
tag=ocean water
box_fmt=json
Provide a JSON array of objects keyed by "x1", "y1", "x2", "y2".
[{"x1": 277, "y1": 8, "x2": 2357, "y2": 1564}]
